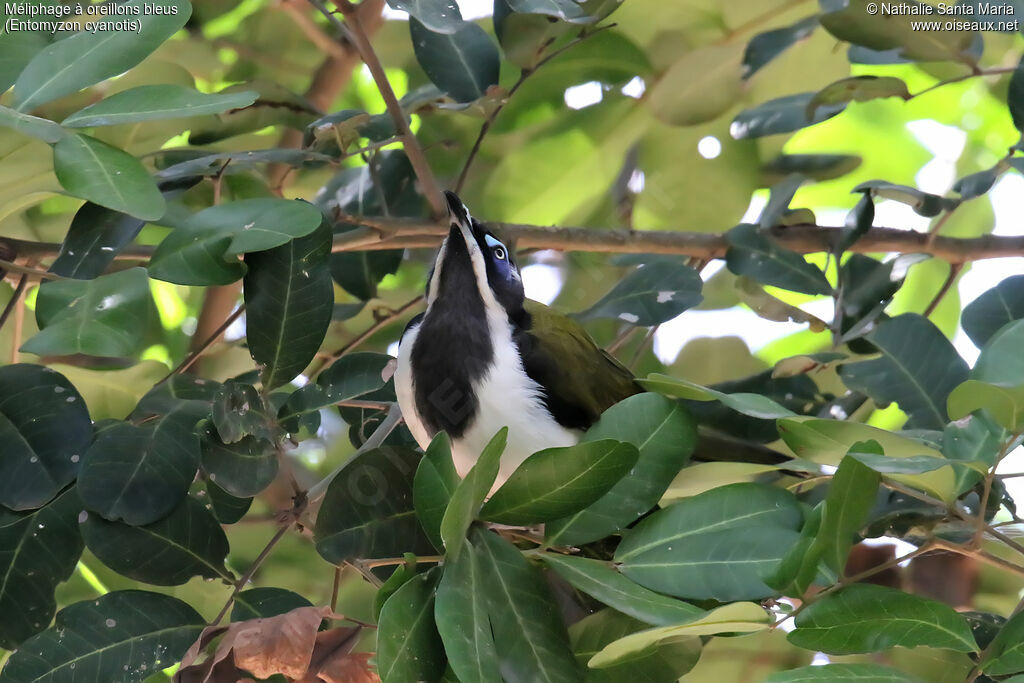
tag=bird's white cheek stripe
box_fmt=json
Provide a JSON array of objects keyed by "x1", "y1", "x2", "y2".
[
  {"x1": 458, "y1": 224, "x2": 502, "y2": 314},
  {"x1": 426, "y1": 240, "x2": 448, "y2": 308}
]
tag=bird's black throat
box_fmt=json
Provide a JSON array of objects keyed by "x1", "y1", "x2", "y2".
[{"x1": 410, "y1": 233, "x2": 494, "y2": 439}]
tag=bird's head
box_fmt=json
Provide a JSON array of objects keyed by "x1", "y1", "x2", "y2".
[{"x1": 425, "y1": 191, "x2": 524, "y2": 318}]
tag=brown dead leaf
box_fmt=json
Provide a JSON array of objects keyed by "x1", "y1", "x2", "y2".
[
  {"x1": 317, "y1": 652, "x2": 379, "y2": 683},
  {"x1": 296, "y1": 626, "x2": 379, "y2": 683}
]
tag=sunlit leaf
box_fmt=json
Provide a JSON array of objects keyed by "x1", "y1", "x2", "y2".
[{"x1": 62, "y1": 85, "x2": 257, "y2": 127}]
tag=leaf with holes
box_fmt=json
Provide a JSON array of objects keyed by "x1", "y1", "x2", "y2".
[
  {"x1": 576, "y1": 261, "x2": 703, "y2": 326},
  {"x1": 0, "y1": 590, "x2": 204, "y2": 683},
  {"x1": 0, "y1": 364, "x2": 92, "y2": 511},
  {"x1": 244, "y1": 219, "x2": 334, "y2": 390},
  {"x1": 279, "y1": 352, "x2": 393, "y2": 432},
  {"x1": 199, "y1": 422, "x2": 277, "y2": 499},
  {"x1": 80, "y1": 496, "x2": 231, "y2": 586},
  {"x1": 0, "y1": 487, "x2": 84, "y2": 649},
  {"x1": 53, "y1": 134, "x2": 165, "y2": 221}
]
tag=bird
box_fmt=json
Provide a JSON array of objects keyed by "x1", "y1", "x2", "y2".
[{"x1": 394, "y1": 191, "x2": 639, "y2": 483}]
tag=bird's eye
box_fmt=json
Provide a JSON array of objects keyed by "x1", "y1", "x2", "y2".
[{"x1": 493, "y1": 246, "x2": 506, "y2": 261}]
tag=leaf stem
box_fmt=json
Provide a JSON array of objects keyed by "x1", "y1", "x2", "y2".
[
  {"x1": 210, "y1": 522, "x2": 291, "y2": 626},
  {"x1": 0, "y1": 274, "x2": 28, "y2": 334},
  {"x1": 159, "y1": 305, "x2": 246, "y2": 383}
]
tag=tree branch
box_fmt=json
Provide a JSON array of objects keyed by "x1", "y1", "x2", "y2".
[{"x1": 327, "y1": 0, "x2": 446, "y2": 218}]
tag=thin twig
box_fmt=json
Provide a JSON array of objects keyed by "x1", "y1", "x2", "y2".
[
  {"x1": 360, "y1": 555, "x2": 443, "y2": 569},
  {"x1": 973, "y1": 430, "x2": 1024, "y2": 548},
  {"x1": 159, "y1": 305, "x2": 245, "y2": 383},
  {"x1": 0, "y1": 274, "x2": 28, "y2": 334},
  {"x1": 716, "y1": 0, "x2": 814, "y2": 43},
  {"x1": 922, "y1": 262, "x2": 963, "y2": 318},
  {"x1": 0, "y1": 259, "x2": 65, "y2": 281},
  {"x1": 311, "y1": 295, "x2": 423, "y2": 377},
  {"x1": 210, "y1": 523, "x2": 291, "y2": 626},
  {"x1": 328, "y1": 0, "x2": 445, "y2": 218},
  {"x1": 330, "y1": 565, "x2": 343, "y2": 612},
  {"x1": 909, "y1": 64, "x2": 1018, "y2": 100}
]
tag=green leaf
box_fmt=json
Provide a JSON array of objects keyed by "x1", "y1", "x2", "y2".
[
  {"x1": 836, "y1": 191, "x2": 875, "y2": 254},
  {"x1": 388, "y1": 0, "x2": 463, "y2": 33},
  {"x1": 12, "y1": 0, "x2": 191, "y2": 111},
  {"x1": 1010, "y1": 55, "x2": 1024, "y2": 132},
  {"x1": 505, "y1": 0, "x2": 595, "y2": 22},
  {"x1": 763, "y1": 153, "x2": 862, "y2": 184},
  {"x1": 0, "y1": 104, "x2": 64, "y2": 143},
  {"x1": 155, "y1": 148, "x2": 333, "y2": 181},
  {"x1": 638, "y1": 374, "x2": 796, "y2": 419},
  {"x1": 763, "y1": 663, "x2": 924, "y2": 682},
  {"x1": 588, "y1": 602, "x2": 771, "y2": 668},
  {"x1": 62, "y1": 85, "x2": 257, "y2": 127},
  {"x1": 0, "y1": 13, "x2": 48, "y2": 93},
  {"x1": 23, "y1": 268, "x2": 154, "y2": 358},
  {"x1": 0, "y1": 488, "x2": 84, "y2": 649},
  {"x1": 647, "y1": 44, "x2": 744, "y2": 126},
  {"x1": 576, "y1": 261, "x2": 703, "y2": 326},
  {"x1": 725, "y1": 224, "x2": 832, "y2": 295},
  {"x1": 853, "y1": 180, "x2": 958, "y2": 218},
  {"x1": 377, "y1": 570, "x2": 446, "y2": 683},
  {"x1": 807, "y1": 76, "x2": 910, "y2": 119},
  {"x1": 278, "y1": 352, "x2": 393, "y2": 432},
  {"x1": 148, "y1": 198, "x2": 324, "y2": 286},
  {"x1": 943, "y1": 413, "x2": 1001, "y2": 496},
  {"x1": 777, "y1": 417, "x2": 959, "y2": 502},
  {"x1": 546, "y1": 393, "x2": 696, "y2": 546},
  {"x1": 480, "y1": 440, "x2": 638, "y2": 525},
  {"x1": 768, "y1": 501, "x2": 827, "y2": 596},
  {"x1": 374, "y1": 554, "x2": 419, "y2": 621},
  {"x1": 743, "y1": 16, "x2": 818, "y2": 79},
  {"x1": 759, "y1": 174, "x2": 806, "y2": 229},
  {"x1": 974, "y1": 319, "x2": 1024, "y2": 385},
  {"x1": 0, "y1": 364, "x2": 92, "y2": 510},
  {"x1": 731, "y1": 93, "x2": 846, "y2": 139},
  {"x1": 205, "y1": 480, "x2": 252, "y2": 525},
  {"x1": 570, "y1": 610, "x2": 702, "y2": 683},
  {"x1": 982, "y1": 609, "x2": 1024, "y2": 675},
  {"x1": 434, "y1": 539, "x2": 501, "y2": 683},
  {"x1": 314, "y1": 446, "x2": 434, "y2": 563},
  {"x1": 414, "y1": 432, "x2": 459, "y2": 550},
  {"x1": 244, "y1": 219, "x2": 333, "y2": 390},
  {"x1": 948, "y1": 380, "x2": 1024, "y2": 431},
  {"x1": 211, "y1": 381, "x2": 273, "y2": 444},
  {"x1": 953, "y1": 166, "x2": 999, "y2": 199},
  {"x1": 473, "y1": 528, "x2": 584, "y2": 682},
  {"x1": 839, "y1": 314, "x2": 969, "y2": 430},
  {"x1": 789, "y1": 584, "x2": 976, "y2": 654},
  {"x1": 0, "y1": 590, "x2": 203, "y2": 683},
  {"x1": 231, "y1": 587, "x2": 312, "y2": 622},
  {"x1": 540, "y1": 554, "x2": 703, "y2": 626},
  {"x1": 48, "y1": 203, "x2": 146, "y2": 279},
  {"x1": 53, "y1": 134, "x2": 165, "y2": 221},
  {"x1": 961, "y1": 275, "x2": 1024, "y2": 348},
  {"x1": 615, "y1": 483, "x2": 803, "y2": 601},
  {"x1": 815, "y1": 452, "x2": 879, "y2": 573},
  {"x1": 199, "y1": 423, "x2": 278, "y2": 499},
  {"x1": 80, "y1": 496, "x2": 231, "y2": 586},
  {"x1": 410, "y1": 17, "x2": 500, "y2": 103},
  {"x1": 440, "y1": 428, "x2": 507, "y2": 560},
  {"x1": 78, "y1": 403, "x2": 202, "y2": 525}
]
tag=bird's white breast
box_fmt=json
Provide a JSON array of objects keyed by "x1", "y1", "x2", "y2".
[{"x1": 395, "y1": 313, "x2": 579, "y2": 487}]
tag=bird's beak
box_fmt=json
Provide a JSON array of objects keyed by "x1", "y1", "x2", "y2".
[{"x1": 444, "y1": 190, "x2": 475, "y2": 248}]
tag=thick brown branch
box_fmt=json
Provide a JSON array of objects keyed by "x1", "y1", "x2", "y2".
[{"x1": 330, "y1": 216, "x2": 1024, "y2": 262}]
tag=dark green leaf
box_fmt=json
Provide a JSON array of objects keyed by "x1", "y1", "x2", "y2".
[
  {"x1": 80, "y1": 496, "x2": 231, "y2": 586},
  {"x1": 853, "y1": 180, "x2": 959, "y2": 217},
  {"x1": 62, "y1": 85, "x2": 257, "y2": 127},
  {"x1": 211, "y1": 381, "x2": 273, "y2": 444},
  {"x1": 731, "y1": 93, "x2": 846, "y2": 139},
  {"x1": 199, "y1": 423, "x2": 278, "y2": 499},
  {"x1": 974, "y1": 319, "x2": 1024, "y2": 385},
  {"x1": 506, "y1": 0, "x2": 594, "y2": 22},
  {"x1": 961, "y1": 275, "x2": 1024, "y2": 348},
  {"x1": 155, "y1": 148, "x2": 333, "y2": 181},
  {"x1": 440, "y1": 428, "x2": 506, "y2": 559},
  {"x1": 376, "y1": 570, "x2": 445, "y2": 683},
  {"x1": 330, "y1": 240, "x2": 404, "y2": 302},
  {"x1": 540, "y1": 554, "x2": 703, "y2": 626},
  {"x1": 576, "y1": 261, "x2": 703, "y2": 326},
  {"x1": 0, "y1": 488, "x2": 84, "y2": 649},
  {"x1": 807, "y1": 76, "x2": 910, "y2": 119},
  {"x1": 789, "y1": 583, "x2": 976, "y2": 654},
  {"x1": 0, "y1": 14, "x2": 48, "y2": 93},
  {"x1": 374, "y1": 554, "x2": 419, "y2": 621},
  {"x1": 1010, "y1": 56, "x2": 1024, "y2": 132},
  {"x1": 78, "y1": 403, "x2": 202, "y2": 525},
  {"x1": 816, "y1": 452, "x2": 879, "y2": 573},
  {"x1": 0, "y1": 104, "x2": 64, "y2": 143},
  {"x1": 768, "y1": 501, "x2": 826, "y2": 596},
  {"x1": 231, "y1": 587, "x2": 312, "y2": 622},
  {"x1": 638, "y1": 374, "x2": 797, "y2": 419},
  {"x1": 759, "y1": 174, "x2": 805, "y2": 229},
  {"x1": 725, "y1": 224, "x2": 832, "y2": 295},
  {"x1": 0, "y1": 590, "x2": 203, "y2": 683},
  {"x1": 954, "y1": 166, "x2": 999, "y2": 199},
  {"x1": 414, "y1": 432, "x2": 459, "y2": 550},
  {"x1": 614, "y1": 483, "x2": 803, "y2": 601},
  {"x1": 205, "y1": 479, "x2": 252, "y2": 524},
  {"x1": 0, "y1": 364, "x2": 91, "y2": 510},
  {"x1": 12, "y1": 0, "x2": 191, "y2": 111},
  {"x1": 480, "y1": 440, "x2": 638, "y2": 525},
  {"x1": 410, "y1": 18, "x2": 500, "y2": 103},
  {"x1": 743, "y1": 16, "x2": 818, "y2": 78},
  {"x1": 244, "y1": 218, "x2": 334, "y2": 390},
  {"x1": 187, "y1": 81, "x2": 317, "y2": 146},
  {"x1": 570, "y1": 610, "x2": 702, "y2": 683},
  {"x1": 546, "y1": 393, "x2": 696, "y2": 546},
  {"x1": 982, "y1": 610, "x2": 1024, "y2": 675},
  {"x1": 23, "y1": 268, "x2": 154, "y2": 358},
  {"x1": 48, "y1": 203, "x2": 145, "y2": 279},
  {"x1": 839, "y1": 314, "x2": 969, "y2": 430},
  {"x1": 53, "y1": 134, "x2": 165, "y2": 221},
  {"x1": 836, "y1": 191, "x2": 875, "y2": 254},
  {"x1": 148, "y1": 198, "x2": 324, "y2": 286},
  {"x1": 473, "y1": 528, "x2": 584, "y2": 683},
  {"x1": 944, "y1": 414, "x2": 1001, "y2": 496},
  {"x1": 763, "y1": 663, "x2": 924, "y2": 682},
  {"x1": 279, "y1": 352, "x2": 393, "y2": 432},
  {"x1": 314, "y1": 446, "x2": 433, "y2": 563},
  {"x1": 388, "y1": 0, "x2": 463, "y2": 33},
  {"x1": 435, "y1": 540, "x2": 501, "y2": 683}
]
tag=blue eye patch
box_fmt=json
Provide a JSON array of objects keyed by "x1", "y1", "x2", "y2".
[{"x1": 484, "y1": 234, "x2": 505, "y2": 251}]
